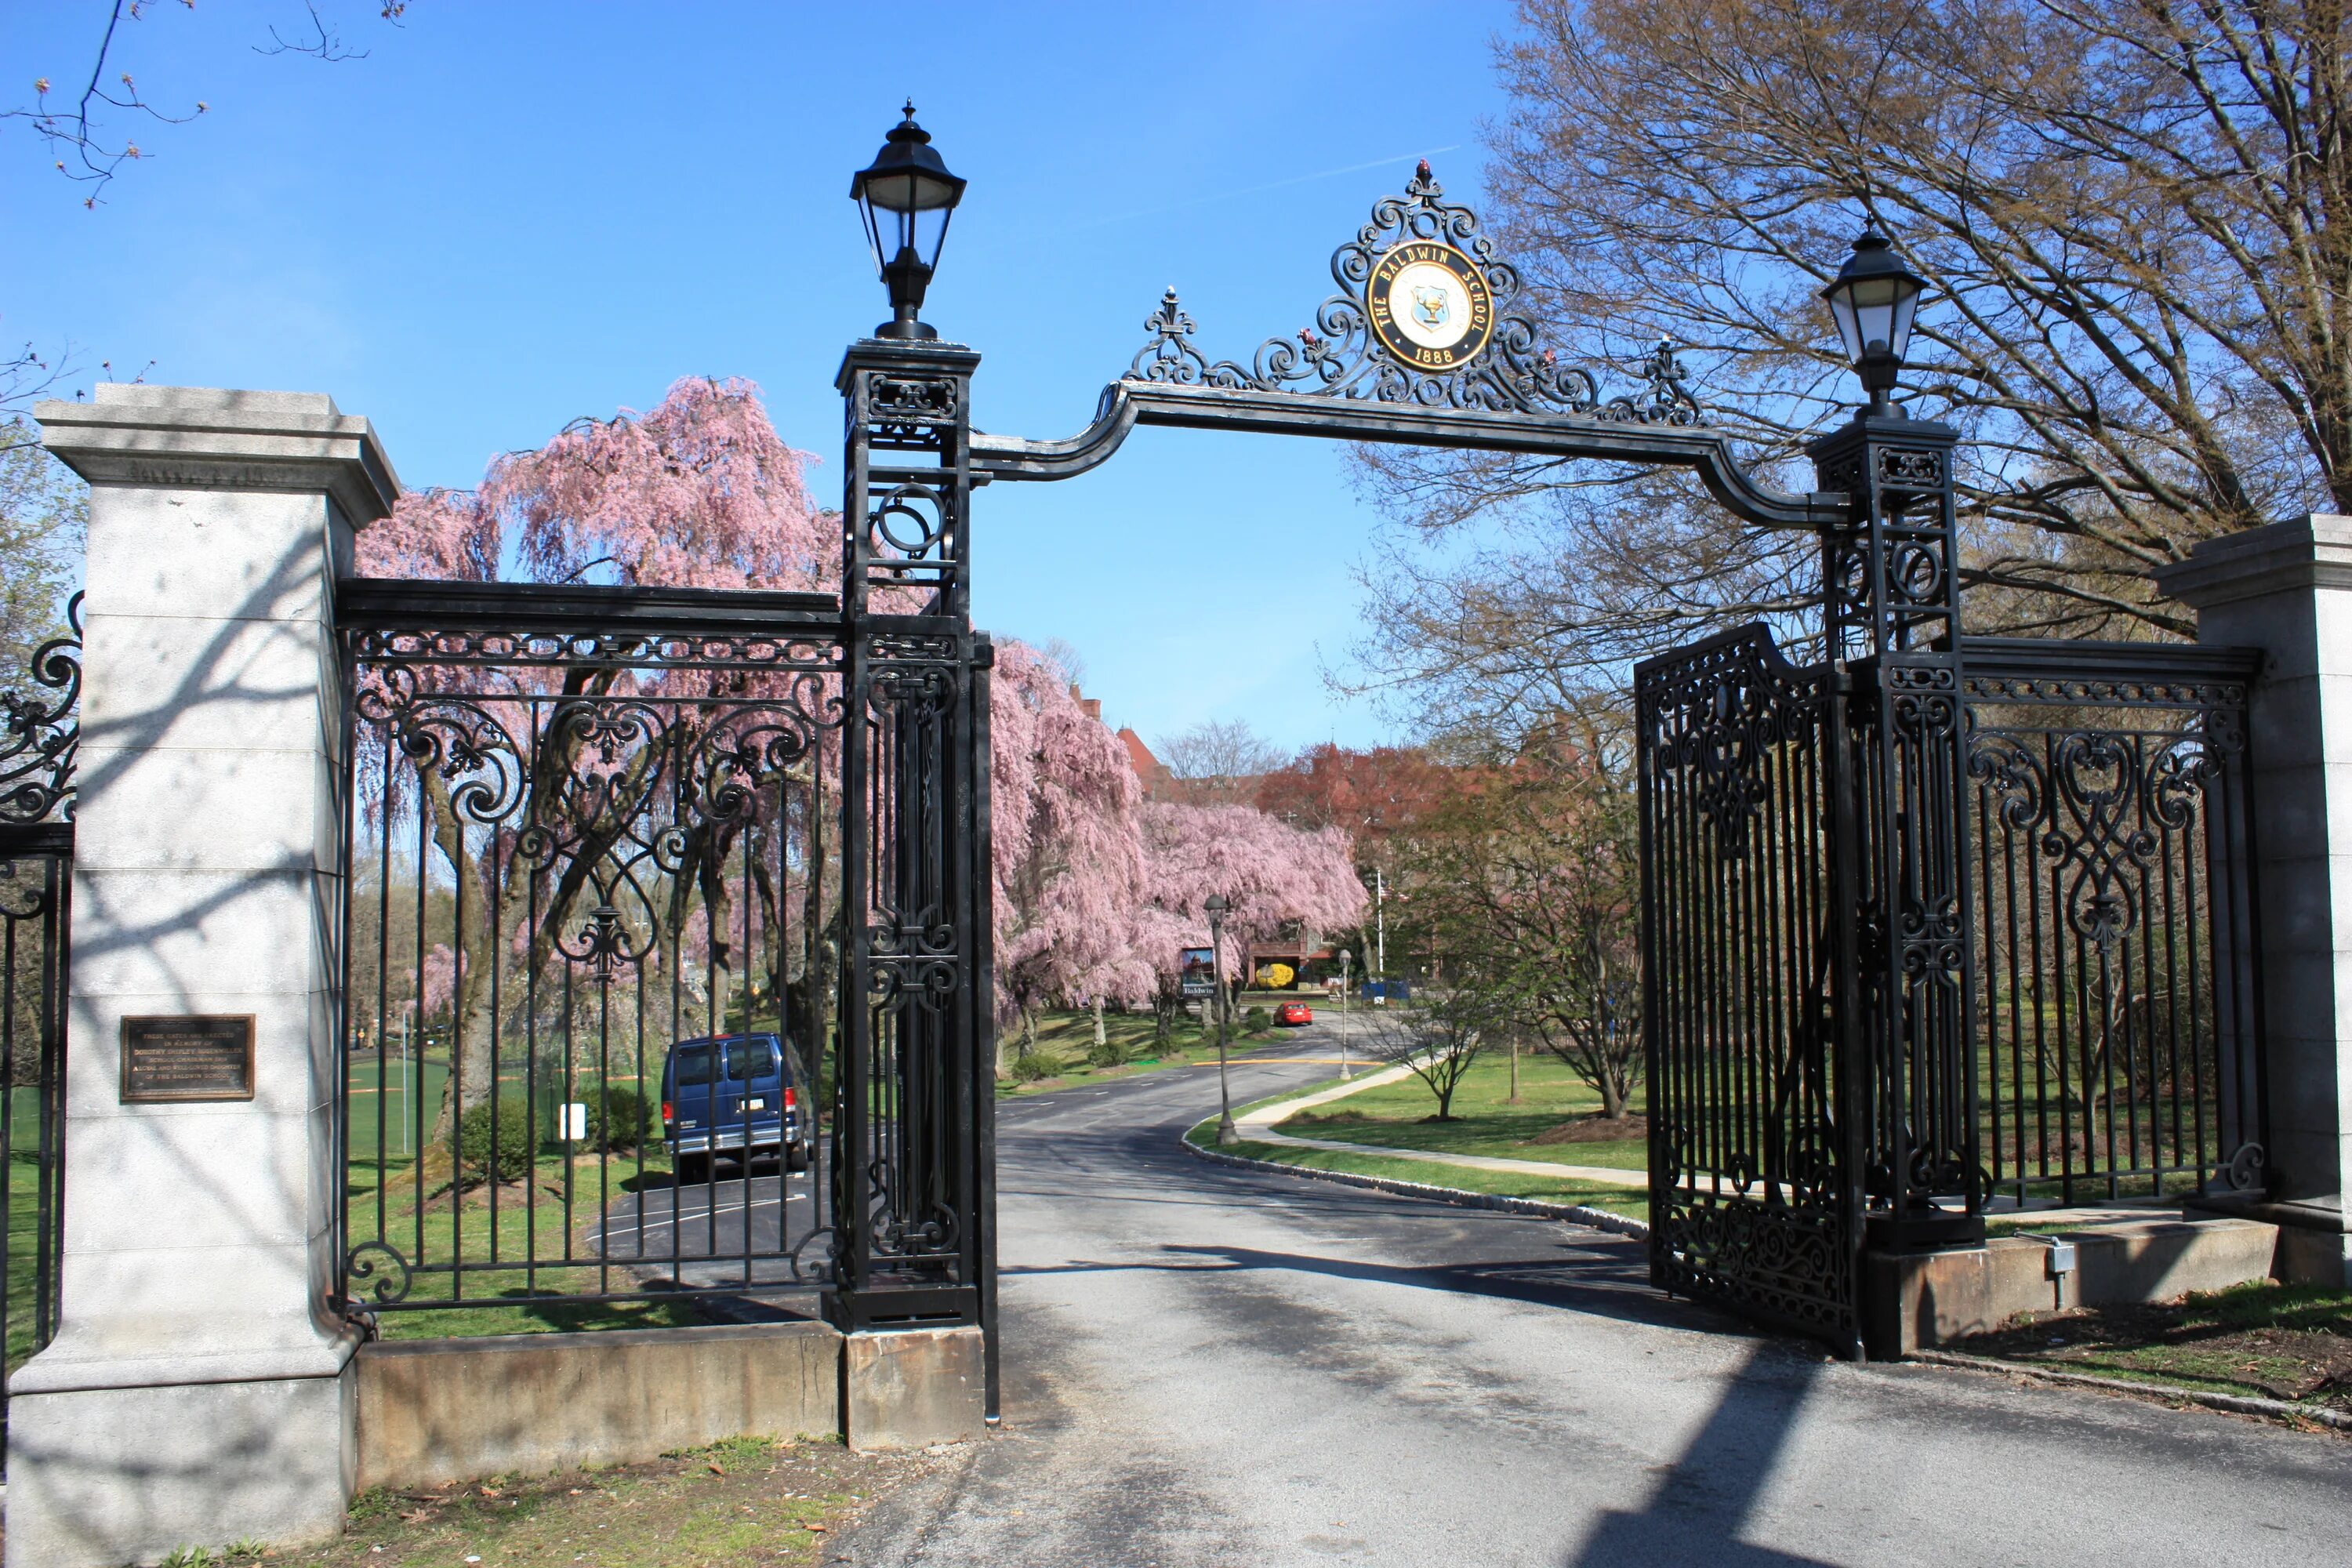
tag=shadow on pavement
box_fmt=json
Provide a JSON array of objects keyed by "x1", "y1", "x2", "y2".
[
  {"x1": 1561, "y1": 1340, "x2": 1835, "y2": 1567},
  {"x1": 1002, "y1": 1239, "x2": 1730, "y2": 1336}
]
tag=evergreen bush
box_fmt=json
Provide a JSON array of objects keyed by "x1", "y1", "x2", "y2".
[
  {"x1": 583, "y1": 1083, "x2": 650, "y2": 1151},
  {"x1": 456, "y1": 1097, "x2": 533, "y2": 1185}
]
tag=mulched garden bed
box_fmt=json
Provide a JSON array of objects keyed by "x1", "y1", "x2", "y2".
[
  {"x1": 1951, "y1": 1281, "x2": 2352, "y2": 1413},
  {"x1": 1528, "y1": 1113, "x2": 1648, "y2": 1145}
]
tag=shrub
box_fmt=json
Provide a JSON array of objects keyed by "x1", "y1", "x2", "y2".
[
  {"x1": 1241, "y1": 1005, "x2": 1272, "y2": 1037},
  {"x1": 1085, "y1": 1034, "x2": 1126, "y2": 1069},
  {"x1": 583, "y1": 1083, "x2": 650, "y2": 1151},
  {"x1": 1009, "y1": 1050, "x2": 1059, "y2": 1083},
  {"x1": 456, "y1": 1097, "x2": 533, "y2": 1185}
]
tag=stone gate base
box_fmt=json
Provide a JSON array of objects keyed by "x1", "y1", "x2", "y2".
[
  {"x1": 1862, "y1": 1214, "x2": 2281, "y2": 1359},
  {"x1": 5, "y1": 1345, "x2": 358, "y2": 1568},
  {"x1": 354, "y1": 1320, "x2": 845, "y2": 1492}
]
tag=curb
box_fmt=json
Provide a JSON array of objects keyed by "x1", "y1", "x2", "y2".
[
  {"x1": 1906, "y1": 1348, "x2": 2352, "y2": 1432},
  {"x1": 1180, "y1": 1132, "x2": 1651, "y2": 1241}
]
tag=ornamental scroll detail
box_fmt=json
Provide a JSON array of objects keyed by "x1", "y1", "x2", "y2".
[
  {"x1": 1640, "y1": 622, "x2": 1823, "y2": 861},
  {"x1": 1126, "y1": 163, "x2": 1703, "y2": 423},
  {"x1": 0, "y1": 593, "x2": 81, "y2": 826}
]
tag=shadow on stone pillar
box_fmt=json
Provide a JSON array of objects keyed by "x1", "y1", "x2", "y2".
[
  {"x1": 5, "y1": 387, "x2": 398, "y2": 1567},
  {"x1": 2158, "y1": 516, "x2": 2352, "y2": 1287}
]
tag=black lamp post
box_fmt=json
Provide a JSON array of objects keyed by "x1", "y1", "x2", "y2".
[
  {"x1": 1206, "y1": 894, "x2": 1238, "y2": 1145},
  {"x1": 1820, "y1": 223, "x2": 1926, "y2": 414},
  {"x1": 849, "y1": 101, "x2": 967, "y2": 341}
]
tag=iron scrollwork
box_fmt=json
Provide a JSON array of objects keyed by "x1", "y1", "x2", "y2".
[
  {"x1": 1639, "y1": 622, "x2": 1822, "y2": 860},
  {"x1": 344, "y1": 1239, "x2": 414, "y2": 1305},
  {"x1": 1877, "y1": 448, "x2": 1944, "y2": 487},
  {"x1": 1961, "y1": 641, "x2": 2264, "y2": 1206},
  {"x1": 0, "y1": 593, "x2": 82, "y2": 826},
  {"x1": 1127, "y1": 163, "x2": 1704, "y2": 423},
  {"x1": 864, "y1": 376, "x2": 957, "y2": 450}
]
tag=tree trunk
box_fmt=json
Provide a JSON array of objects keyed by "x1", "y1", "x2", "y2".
[{"x1": 421, "y1": 677, "x2": 659, "y2": 1146}]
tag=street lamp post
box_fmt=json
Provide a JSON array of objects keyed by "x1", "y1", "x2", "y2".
[
  {"x1": 1338, "y1": 947, "x2": 1352, "y2": 1080},
  {"x1": 1206, "y1": 893, "x2": 1238, "y2": 1145},
  {"x1": 848, "y1": 102, "x2": 968, "y2": 341},
  {"x1": 833, "y1": 103, "x2": 990, "y2": 1341},
  {"x1": 1819, "y1": 223, "x2": 1927, "y2": 416},
  {"x1": 1809, "y1": 220, "x2": 1983, "y2": 1246}
]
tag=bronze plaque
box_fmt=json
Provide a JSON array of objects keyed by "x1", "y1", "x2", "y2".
[{"x1": 120, "y1": 1015, "x2": 256, "y2": 1103}]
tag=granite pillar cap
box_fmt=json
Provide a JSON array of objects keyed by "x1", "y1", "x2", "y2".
[
  {"x1": 2154, "y1": 514, "x2": 2352, "y2": 610},
  {"x1": 35, "y1": 383, "x2": 401, "y2": 526}
]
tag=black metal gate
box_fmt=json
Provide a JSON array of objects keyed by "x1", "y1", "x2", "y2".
[
  {"x1": 330, "y1": 569, "x2": 998, "y2": 1373},
  {"x1": 0, "y1": 601, "x2": 78, "y2": 1460},
  {"x1": 1637, "y1": 624, "x2": 1864, "y2": 1352},
  {"x1": 1638, "y1": 598, "x2": 2269, "y2": 1356}
]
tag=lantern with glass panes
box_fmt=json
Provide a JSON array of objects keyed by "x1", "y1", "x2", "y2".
[
  {"x1": 1820, "y1": 225, "x2": 1926, "y2": 412},
  {"x1": 849, "y1": 103, "x2": 967, "y2": 341}
]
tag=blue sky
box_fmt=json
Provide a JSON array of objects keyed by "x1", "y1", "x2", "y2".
[{"x1": 2, "y1": 1, "x2": 1528, "y2": 753}]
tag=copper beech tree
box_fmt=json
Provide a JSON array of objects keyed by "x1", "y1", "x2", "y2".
[
  {"x1": 1356, "y1": 0, "x2": 2352, "y2": 739},
  {"x1": 1393, "y1": 715, "x2": 1644, "y2": 1122}
]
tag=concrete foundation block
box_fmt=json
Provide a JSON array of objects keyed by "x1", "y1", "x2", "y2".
[
  {"x1": 1864, "y1": 1218, "x2": 2281, "y2": 1358},
  {"x1": 3, "y1": 1367, "x2": 354, "y2": 1568},
  {"x1": 355, "y1": 1321, "x2": 843, "y2": 1492},
  {"x1": 2274, "y1": 1223, "x2": 2352, "y2": 1287},
  {"x1": 841, "y1": 1326, "x2": 985, "y2": 1452},
  {"x1": 1864, "y1": 1237, "x2": 2066, "y2": 1359},
  {"x1": 2071, "y1": 1218, "x2": 2280, "y2": 1302}
]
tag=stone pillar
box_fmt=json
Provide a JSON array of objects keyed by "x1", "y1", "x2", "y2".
[
  {"x1": 2157, "y1": 517, "x2": 2352, "y2": 1286},
  {"x1": 8, "y1": 387, "x2": 397, "y2": 1566}
]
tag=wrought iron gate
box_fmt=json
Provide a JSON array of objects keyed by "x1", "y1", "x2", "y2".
[
  {"x1": 330, "y1": 571, "x2": 997, "y2": 1370},
  {"x1": 1637, "y1": 624, "x2": 1864, "y2": 1352},
  {"x1": 0, "y1": 601, "x2": 78, "y2": 1459},
  {"x1": 1638, "y1": 604, "x2": 2269, "y2": 1356}
]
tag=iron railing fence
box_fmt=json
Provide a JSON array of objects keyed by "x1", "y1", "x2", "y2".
[
  {"x1": 0, "y1": 597, "x2": 78, "y2": 1460},
  {"x1": 1958, "y1": 637, "x2": 2266, "y2": 1207},
  {"x1": 335, "y1": 580, "x2": 848, "y2": 1321},
  {"x1": 0, "y1": 826, "x2": 67, "y2": 1449}
]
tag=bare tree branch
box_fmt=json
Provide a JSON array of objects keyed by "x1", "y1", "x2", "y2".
[
  {"x1": 1350, "y1": 0, "x2": 2352, "y2": 736},
  {"x1": 5, "y1": 1, "x2": 411, "y2": 207}
]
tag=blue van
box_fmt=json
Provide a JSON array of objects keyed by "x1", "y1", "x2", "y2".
[{"x1": 659, "y1": 1033, "x2": 812, "y2": 1180}]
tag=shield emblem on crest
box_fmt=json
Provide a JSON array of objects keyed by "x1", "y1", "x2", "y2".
[{"x1": 1411, "y1": 285, "x2": 1450, "y2": 328}]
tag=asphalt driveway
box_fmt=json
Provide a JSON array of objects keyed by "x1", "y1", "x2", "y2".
[{"x1": 839, "y1": 1017, "x2": 2350, "y2": 1567}]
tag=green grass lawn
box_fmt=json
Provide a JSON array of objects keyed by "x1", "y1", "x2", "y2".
[
  {"x1": 269, "y1": 1434, "x2": 898, "y2": 1568},
  {"x1": 1183, "y1": 1060, "x2": 1653, "y2": 1221},
  {"x1": 1277, "y1": 1051, "x2": 1650, "y2": 1173},
  {"x1": 1951, "y1": 1279, "x2": 2352, "y2": 1417},
  {"x1": 4, "y1": 1159, "x2": 59, "y2": 1377},
  {"x1": 1189, "y1": 1125, "x2": 1651, "y2": 1221},
  {"x1": 346, "y1": 1134, "x2": 722, "y2": 1341},
  {"x1": 997, "y1": 1007, "x2": 1286, "y2": 1098}
]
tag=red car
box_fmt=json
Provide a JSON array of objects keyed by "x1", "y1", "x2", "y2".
[{"x1": 1276, "y1": 1002, "x2": 1314, "y2": 1027}]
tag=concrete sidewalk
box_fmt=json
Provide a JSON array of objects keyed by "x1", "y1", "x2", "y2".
[{"x1": 1235, "y1": 1059, "x2": 1650, "y2": 1190}]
